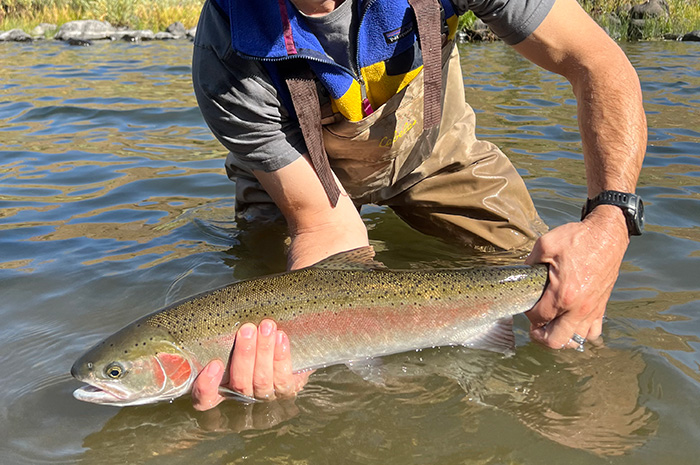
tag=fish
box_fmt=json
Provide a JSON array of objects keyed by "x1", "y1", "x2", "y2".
[{"x1": 71, "y1": 247, "x2": 547, "y2": 406}]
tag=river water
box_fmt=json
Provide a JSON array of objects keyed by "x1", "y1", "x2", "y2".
[{"x1": 0, "y1": 39, "x2": 698, "y2": 464}]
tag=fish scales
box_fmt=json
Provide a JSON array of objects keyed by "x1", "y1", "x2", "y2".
[
  {"x1": 71, "y1": 247, "x2": 548, "y2": 406},
  {"x1": 144, "y1": 266, "x2": 546, "y2": 372}
]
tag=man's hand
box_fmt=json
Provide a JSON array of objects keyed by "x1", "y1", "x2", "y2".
[
  {"x1": 191, "y1": 319, "x2": 312, "y2": 411},
  {"x1": 525, "y1": 205, "x2": 629, "y2": 349}
]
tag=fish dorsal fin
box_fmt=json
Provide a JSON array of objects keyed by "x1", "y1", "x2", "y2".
[{"x1": 311, "y1": 246, "x2": 387, "y2": 271}]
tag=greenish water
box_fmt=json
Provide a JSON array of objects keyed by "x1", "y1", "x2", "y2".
[{"x1": 0, "y1": 39, "x2": 699, "y2": 464}]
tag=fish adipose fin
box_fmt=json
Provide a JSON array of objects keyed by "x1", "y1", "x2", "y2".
[
  {"x1": 463, "y1": 317, "x2": 517, "y2": 355},
  {"x1": 217, "y1": 386, "x2": 259, "y2": 404},
  {"x1": 311, "y1": 246, "x2": 387, "y2": 271}
]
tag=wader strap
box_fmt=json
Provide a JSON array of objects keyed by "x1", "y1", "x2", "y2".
[
  {"x1": 407, "y1": 0, "x2": 442, "y2": 129},
  {"x1": 283, "y1": 64, "x2": 341, "y2": 207}
]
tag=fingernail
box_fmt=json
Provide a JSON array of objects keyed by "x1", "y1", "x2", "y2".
[
  {"x1": 239, "y1": 324, "x2": 254, "y2": 339},
  {"x1": 260, "y1": 320, "x2": 274, "y2": 337}
]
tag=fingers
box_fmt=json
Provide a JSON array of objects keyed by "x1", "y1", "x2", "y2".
[
  {"x1": 192, "y1": 320, "x2": 310, "y2": 411},
  {"x1": 230, "y1": 320, "x2": 309, "y2": 401},
  {"x1": 272, "y1": 330, "x2": 295, "y2": 397},
  {"x1": 252, "y1": 320, "x2": 277, "y2": 400},
  {"x1": 230, "y1": 323, "x2": 258, "y2": 397},
  {"x1": 191, "y1": 359, "x2": 226, "y2": 411}
]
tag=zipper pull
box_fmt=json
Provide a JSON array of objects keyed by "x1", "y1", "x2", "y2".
[{"x1": 360, "y1": 80, "x2": 373, "y2": 116}]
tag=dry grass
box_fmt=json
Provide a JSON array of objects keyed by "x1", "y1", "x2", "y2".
[{"x1": 0, "y1": 0, "x2": 203, "y2": 31}]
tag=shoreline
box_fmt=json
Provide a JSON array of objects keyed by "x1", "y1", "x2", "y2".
[{"x1": 1, "y1": 0, "x2": 699, "y2": 44}]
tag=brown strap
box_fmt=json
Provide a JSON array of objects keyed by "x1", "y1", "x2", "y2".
[
  {"x1": 283, "y1": 64, "x2": 341, "y2": 207},
  {"x1": 408, "y1": 0, "x2": 442, "y2": 129}
]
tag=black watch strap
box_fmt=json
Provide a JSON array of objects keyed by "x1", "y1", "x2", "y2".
[{"x1": 581, "y1": 190, "x2": 644, "y2": 236}]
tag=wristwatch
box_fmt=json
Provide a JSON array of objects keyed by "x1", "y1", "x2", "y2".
[{"x1": 581, "y1": 190, "x2": 644, "y2": 236}]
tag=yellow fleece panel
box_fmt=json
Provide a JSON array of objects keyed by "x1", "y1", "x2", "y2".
[
  {"x1": 447, "y1": 15, "x2": 458, "y2": 40},
  {"x1": 361, "y1": 61, "x2": 423, "y2": 110},
  {"x1": 330, "y1": 79, "x2": 365, "y2": 122}
]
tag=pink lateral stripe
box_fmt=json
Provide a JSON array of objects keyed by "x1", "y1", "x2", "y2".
[{"x1": 278, "y1": 0, "x2": 298, "y2": 55}]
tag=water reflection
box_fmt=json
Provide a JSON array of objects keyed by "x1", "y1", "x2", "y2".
[{"x1": 71, "y1": 343, "x2": 657, "y2": 464}]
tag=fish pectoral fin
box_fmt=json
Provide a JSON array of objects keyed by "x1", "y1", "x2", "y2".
[
  {"x1": 310, "y1": 246, "x2": 387, "y2": 271},
  {"x1": 462, "y1": 317, "x2": 517, "y2": 355},
  {"x1": 217, "y1": 386, "x2": 259, "y2": 404}
]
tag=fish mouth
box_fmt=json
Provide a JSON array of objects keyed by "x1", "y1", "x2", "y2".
[
  {"x1": 73, "y1": 383, "x2": 156, "y2": 407},
  {"x1": 73, "y1": 384, "x2": 124, "y2": 405}
]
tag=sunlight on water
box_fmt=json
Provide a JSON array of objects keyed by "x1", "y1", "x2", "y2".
[{"x1": 0, "y1": 39, "x2": 698, "y2": 464}]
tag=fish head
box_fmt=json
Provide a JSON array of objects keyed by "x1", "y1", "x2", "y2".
[{"x1": 71, "y1": 322, "x2": 197, "y2": 406}]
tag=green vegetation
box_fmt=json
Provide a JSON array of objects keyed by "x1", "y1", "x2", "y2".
[
  {"x1": 580, "y1": 0, "x2": 700, "y2": 40},
  {"x1": 0, "y1": 0, "x2": 698, "y2": 39},
  {"x1": 457, "y1": 0, "x2": 699, "y2": 41},
  {"x1": 0, "y1": 0, "x2": 203, "y2": 32}
]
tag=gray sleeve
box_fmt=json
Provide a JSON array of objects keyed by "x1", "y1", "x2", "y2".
[
  {"x1": 450, "y1": 0, "x2": 555, "y2": 45},
  {"x1": 192, "y1": 5, "x2": 305, "y2": 173}
]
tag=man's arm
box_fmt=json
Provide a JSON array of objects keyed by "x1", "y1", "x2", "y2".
[
  {"x1": 512, "y1": 0, "x2": 646, "y2": 348},
  {"x1": 191, "y1": 155, "x2": 369, "y2": 409}
]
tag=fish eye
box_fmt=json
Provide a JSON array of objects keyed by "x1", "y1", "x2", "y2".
[{"x1": 105, "y1": 363, "x2": 124, "y2": 379}]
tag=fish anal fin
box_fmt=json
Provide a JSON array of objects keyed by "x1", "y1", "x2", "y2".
[
  {"x1": 156, "y1": 352, "x2": 192, "y2": 388},
  {"x1": 462, "y1": 317, "x2": 516, "y2": 355},
  {"x1": 311, "y1": 246, "x2": 387, "y2": 271}
]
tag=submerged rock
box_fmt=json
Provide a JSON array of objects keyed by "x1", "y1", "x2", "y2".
[
  {"x1": 115, "y1": 30, "x2": 155, "y2": 42},
  {"x1": 55, "y1": 20, "x2": 116, "y2": 41},
  {"x1": 0, "y1": 29, "x2": 33, "y2": 42},
  {"x1": 66, "y1": 37, "x2": 93, "y2": 46},
  {"x1": 682, "y1": 30, "x2": 700, "y2": 41}
]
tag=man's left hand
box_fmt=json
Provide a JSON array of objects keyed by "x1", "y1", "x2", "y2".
[{"x1": 525, "y1": 205, "x2": 630, "y2": 349}]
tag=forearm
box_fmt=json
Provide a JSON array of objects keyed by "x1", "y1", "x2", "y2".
[
  {"x1": 569, "y1": 50, "x2": 646, "y2": 199},
  {"x1": 253, "y1": 155, "x2": 369, "y2": 270},
  {"x1": 285, "y1": 195, "x2": 368, "y2": 270},
  {"x1": 513, "y1": 0, "x2": 647, "y2": 206}
]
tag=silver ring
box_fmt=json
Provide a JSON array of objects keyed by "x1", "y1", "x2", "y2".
[{"x1": 571, "y1": 332, "x2": 586, "y2": 352}]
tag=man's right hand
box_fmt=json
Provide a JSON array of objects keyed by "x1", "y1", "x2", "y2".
[{"x1": 191, "y1": 319, "x2": 312, "y2": 411}]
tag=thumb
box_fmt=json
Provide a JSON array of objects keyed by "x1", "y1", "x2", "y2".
[{"x1": 192, "y1": 359, "x2": 225, "y2": 411}]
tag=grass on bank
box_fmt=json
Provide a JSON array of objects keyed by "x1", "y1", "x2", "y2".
[
  {"x1": 459, "y1": 0, "x2": 700, "y2": 40},
  {"x1": 1, "y1": 0, "x2": 699, "y2": 38},
  {"x1": 0, "y1": 0, "x2": 203, "y2": 32}
]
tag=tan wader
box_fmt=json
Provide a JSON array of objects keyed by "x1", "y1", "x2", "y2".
[{"x1": 231, "y1": 40, "x2": 546, "y2": 252}]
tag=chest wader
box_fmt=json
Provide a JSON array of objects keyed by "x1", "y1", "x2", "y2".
[{"x1": 231, "y1": 0, "x2": 547, "y2": 252}]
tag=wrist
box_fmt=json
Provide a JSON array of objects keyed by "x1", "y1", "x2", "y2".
[
  {"x1": 581, "y1": 190, "x2": 644, "y2": 236},
  {"x1": 581, "y1": 204, "x2": 630, "y2": 245}
]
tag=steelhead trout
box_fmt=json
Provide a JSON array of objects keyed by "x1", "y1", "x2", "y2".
[{"x1": 71, "y1": 247, "x2": 547, "y2": 406}]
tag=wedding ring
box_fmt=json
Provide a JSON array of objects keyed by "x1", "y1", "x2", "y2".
[{"x1": 571, "y1": 332, "x2": 586, "y2": 352}]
